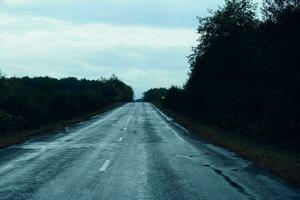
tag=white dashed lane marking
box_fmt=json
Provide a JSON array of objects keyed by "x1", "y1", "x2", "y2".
[{"x1": 100, "y1": 160, "x2": 111, "y2": 172}]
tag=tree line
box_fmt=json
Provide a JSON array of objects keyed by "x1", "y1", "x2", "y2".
[
  {"x1": 144, "y1": 0, "x2": 300, "y2": 148},
  {"x1": 0, "y1": 73, "x2": 133, "y2": 135}
]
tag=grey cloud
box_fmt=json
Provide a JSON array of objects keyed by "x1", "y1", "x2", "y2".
[{"x1": 0, "y1": 0, "x2": 224, "y2": 28}]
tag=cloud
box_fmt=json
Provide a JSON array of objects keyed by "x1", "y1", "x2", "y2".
[
  {"x1": 0, "y1": 13, "x2": 196, "y2": 97},
  {"x1": 1, "y1": 0, "x2": 263, "y2": 97},
  {"x1": 1, "y1": 0, "x2": 76, "y2": 6},
  {"x1": 0, "y1": 0, "x2": 264, "y2": 24},
  {"x1": 0, "y1": 13, "x2": 196, "y2": 49},
  {"x1": 0, "y1": 0, "x2": 223, "y2": 28},
  {"x1": 2, "y1": 0, "x2": 34, "y2": 6}
]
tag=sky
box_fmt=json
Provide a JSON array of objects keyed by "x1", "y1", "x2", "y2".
[{"x1": 0, "y1": 0, "x2": 262, "y2": 98}]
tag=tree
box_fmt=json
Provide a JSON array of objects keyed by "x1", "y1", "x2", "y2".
[
  {"x1": 0, "y1": 73, "x2": 133, "y2": 135},
  {"x1": 185, "y1": 0, "x2": 258, "y2": 118},
  {"x1": 146, "y1": 0, "x2": 300, "y2": 146},
  {"x1": 163, "y1": 86, "x2": 183, "y2": 111},
  {"x1": 143, "y1": 88, "x2": 168, "y2": 104},
  {"x1": 262, "y1": 0, "x2": 300, "y2": 21}
]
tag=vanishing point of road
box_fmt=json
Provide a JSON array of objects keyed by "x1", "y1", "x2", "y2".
[{"x1": 0, "y1": 103, "x2": 299, "y2": 200}]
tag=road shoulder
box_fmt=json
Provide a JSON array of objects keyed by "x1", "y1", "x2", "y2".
[
  {"x1": 154, "y1": 104, "x2": 300, "y2": 188},
  {"x1": 0, "y1": 103, "x2": 123, "y2": 150}
]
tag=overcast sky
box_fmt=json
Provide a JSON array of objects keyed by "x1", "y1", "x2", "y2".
[{"x1": 0, "y1": 0, "x2": 262, "y2": 98}]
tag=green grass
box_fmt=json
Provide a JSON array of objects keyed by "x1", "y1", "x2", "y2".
[{"x1": 158, "y1": 106, "x2": 300, "y2": 187}]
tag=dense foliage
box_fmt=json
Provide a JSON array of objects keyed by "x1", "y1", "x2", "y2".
[
  {"x1": 144, "y1": 0, "x2": 300, "y2": 147},
  {"x1": 0, "y1": 74, "x2": 133, "y2": 135},
  {"x1": 143, "y1": 88, "x2": 168, "y2": 104}
]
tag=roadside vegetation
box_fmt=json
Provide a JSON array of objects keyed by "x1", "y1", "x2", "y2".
[
  {"x1": 0, "y1": 73, "x2": 133, "y2": 147},
  {"x1": 143, "y1": 0, "x2": 300, "y2": 186}
]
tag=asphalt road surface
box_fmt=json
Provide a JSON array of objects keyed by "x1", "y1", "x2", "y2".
[{"x1": 0, "y1": 103, "x2": 299, "y2": 200}]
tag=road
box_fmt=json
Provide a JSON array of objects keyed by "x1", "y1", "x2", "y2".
[{"x1": 0, "y1": 103, "x2": 299, "y2": 200}]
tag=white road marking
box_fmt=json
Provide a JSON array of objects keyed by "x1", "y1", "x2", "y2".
[
  {"x1": 153, "y1": 107, "x2": 173, "y2": 121},
  {"x1": 152, "y1": 105, "x2": 186, "y2": 142},
  {"x1": 91, "y1": 115, "x2": 99, "y2": 119},
  {"x1": 173, "y1": 130, "x2": 185, "y2": 142},
  {"x1": 119, "y1": 137, "x2": 124, "y2": 142},
  {"x1": 100, "y1": 160, "x2": 111, "y2": 172},
  {"x1": 173, "y1": 123, "x2": 189, "y2": 133}
]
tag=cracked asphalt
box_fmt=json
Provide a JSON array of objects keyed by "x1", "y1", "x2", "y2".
[{"x1": 0, "y1": 102, "x2": 299, "y2": 200}]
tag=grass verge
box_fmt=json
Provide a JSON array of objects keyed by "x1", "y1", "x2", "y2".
[
  {"x1": 0, "y1": 103, "x2": 122, "y2": 150},
  {"x1": 157, "y1": 105, "x2": 300, "y2": 187}
]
